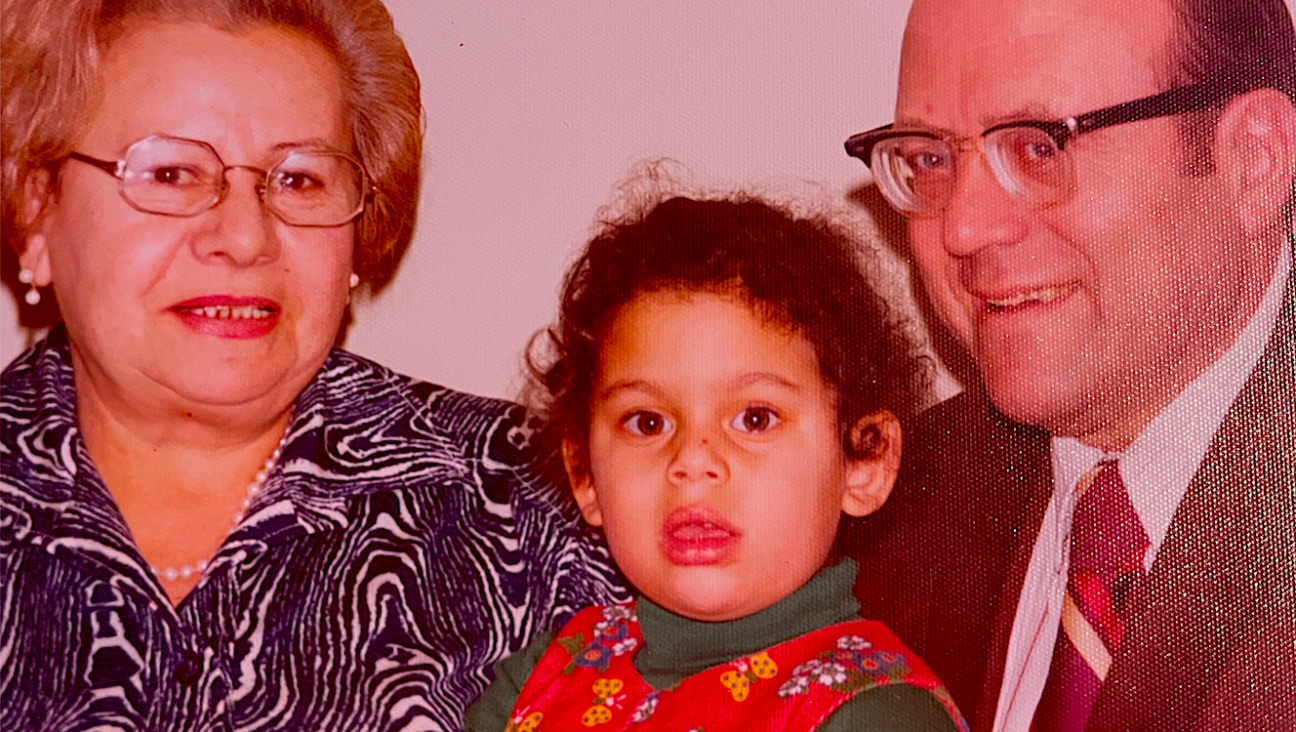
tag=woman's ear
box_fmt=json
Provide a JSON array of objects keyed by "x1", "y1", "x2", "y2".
[
  {"x1": 18, "y1": 168, "x2": 54, "y2": 286},
  {"x1": 1215, "y1": 88, "x2": 1296, "y2": 239},
  {"x1": 840, "y1": 411, "x2": 902, "y2": 518},
  {"x1": 561, "y1": 436, "x2": 603, "y2": 526}
]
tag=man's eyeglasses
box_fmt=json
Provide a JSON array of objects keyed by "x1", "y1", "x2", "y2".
[
  {"x1": 66, "y1": 135, "x2": 374, "y2": 227},
  {"x1": 845, "y1": 82, "x2": 1244, "y2": 216}
]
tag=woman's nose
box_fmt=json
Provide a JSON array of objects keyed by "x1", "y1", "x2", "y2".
[{"x1": 191, "y1": 170, "x2": 278, "y2": 266}]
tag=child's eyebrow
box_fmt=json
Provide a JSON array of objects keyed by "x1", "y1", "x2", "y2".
[
  {"x1": 595, "y1": 373, "x2": 800, "y2": 401},
  {"x1": 596, "y1": 380, "x2": 659, "y2": 401},
  {"x1": 733, "y1": 372, "x2": 802, "y2": 392}
]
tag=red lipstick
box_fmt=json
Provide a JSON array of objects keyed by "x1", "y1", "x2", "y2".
[
  {"x1": 660, "y1": 505, "x2": 741, "y2": 566},
  {"x1": 171, "y1": 295, "x2": 279, "y2": 339}
]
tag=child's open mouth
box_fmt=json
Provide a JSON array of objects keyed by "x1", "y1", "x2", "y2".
[{"x1": 660, "y1": 506, "x2": 741, "y2": 566}]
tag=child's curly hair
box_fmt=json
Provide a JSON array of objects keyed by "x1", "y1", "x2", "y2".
[{"x1": 529, "y1": 192, "x2": 931, "y2": 476}]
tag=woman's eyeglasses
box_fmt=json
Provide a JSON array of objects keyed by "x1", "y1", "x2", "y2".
[{"x1": 66, "y1": 134, "x2": 374, "y2": 227}]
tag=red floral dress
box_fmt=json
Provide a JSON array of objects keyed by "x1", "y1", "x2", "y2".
[{"x1": 506, "y1": 602, "x2": 968, "y2": 732}]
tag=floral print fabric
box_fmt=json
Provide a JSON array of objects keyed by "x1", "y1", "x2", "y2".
[{"x1": 508, "y1": 602, "x2": 969, "y2": 732}]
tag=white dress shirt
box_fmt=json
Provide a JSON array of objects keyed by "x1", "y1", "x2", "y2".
[{"x1": 992, "y1": 243, "x2": 1292, "y2": 732}]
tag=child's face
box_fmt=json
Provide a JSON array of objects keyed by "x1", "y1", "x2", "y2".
[{"x1": 564, "y1": 289, "x2": 900, "y2": 621}]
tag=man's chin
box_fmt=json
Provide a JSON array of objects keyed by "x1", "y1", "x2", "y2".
[
  {"x1": 984, "y1": 378, "x2": 1142, "y2": 449},
  {"x1": 981, "y1": 372, "x2": 1088, "y2": 433}
]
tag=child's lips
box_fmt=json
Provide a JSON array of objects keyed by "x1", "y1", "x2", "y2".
[{"x1": 659, "y1": 506, "x2": 741, "y2": 566}]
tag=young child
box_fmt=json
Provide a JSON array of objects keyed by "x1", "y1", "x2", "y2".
[{"x1": 466, "y1": 194, "x2": 965, "y2": 732}]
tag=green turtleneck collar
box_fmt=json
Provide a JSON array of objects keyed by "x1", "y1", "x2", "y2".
[{"x1": 632, "y1": 559, "x2": 861, "y2": 690}]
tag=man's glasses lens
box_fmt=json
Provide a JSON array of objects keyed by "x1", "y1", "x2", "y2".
[
  {"x1": 868, "y1": 127, "x2": 1074, "y2": 215},
  {"x1": 983, "y1": 127, "x2": 1072, "y2": 205},
  {"x1": 117, "y1": 137, "x2": 366, "y2": 226},
  {"x1": 872, "y1": 136, "x2": 956, "y2": 214}
]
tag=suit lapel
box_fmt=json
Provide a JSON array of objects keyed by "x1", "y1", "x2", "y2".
[
  {"x1": 970, "y1": 429, "x2": 1055, "y2": 732},
  {"x1": 1088, "y1": 267, "x2": 1296, "y2": 732}
]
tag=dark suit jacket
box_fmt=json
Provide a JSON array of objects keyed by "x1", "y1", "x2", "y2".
[{"x1": 841, "y1": 268, "x2": 1295, "y2": 731}]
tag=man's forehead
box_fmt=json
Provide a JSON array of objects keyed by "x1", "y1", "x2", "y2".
[
  {"x1": 896, "y1": 0, "x2": 1176, "y2": 128},
  {"x1": 901, "y1": 0, "x2": 1175, "y2": 49}
]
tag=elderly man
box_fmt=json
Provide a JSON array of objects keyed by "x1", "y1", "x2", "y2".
[{"x1": 841, "y1": 0, "x2": 1296, "y2": 731}]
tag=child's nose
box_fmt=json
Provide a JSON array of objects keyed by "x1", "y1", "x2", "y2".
[{"x1": 667, "y1": 432, "x2": 728, "y2": 485}]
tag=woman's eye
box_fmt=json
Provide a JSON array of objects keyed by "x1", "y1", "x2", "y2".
[
  {"x1": 144, "y1": 166, "x2": 200, "y2": 186},
  {"x1": 272, "y1": 170, "x2": 323, "y2": 192},
  {"x1": 623, "y1": 411, "x2": 672, "y2": 437},
  {"x1": 731, "y1": 407, "x2": 781, "y2": 434}
]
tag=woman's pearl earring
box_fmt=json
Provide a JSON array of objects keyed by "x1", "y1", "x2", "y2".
[
  {"x1": 18, "y1": 269, "x2": 40, "y2": 306},
  {"x1": 346, "y1": 273, "x2": 359, "y2": 305}
]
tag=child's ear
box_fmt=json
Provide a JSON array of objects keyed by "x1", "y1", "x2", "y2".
[
  {"x1": 561, "y1": 436, "x2": 603, "y2": 526},
  {"x1": 840, "y1": 411, "x2": 902, "y2": 518}
]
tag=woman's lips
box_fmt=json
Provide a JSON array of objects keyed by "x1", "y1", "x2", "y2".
[
  {"x1": 171, "y1": 295, "x2": 279, "y2": 339},
  {"x1": 659, "y1": 506, "x2": 741, "y2": 566}
]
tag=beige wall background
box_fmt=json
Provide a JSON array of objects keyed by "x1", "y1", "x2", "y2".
[{"x1": 4, "y1": 0, "x2": 1293, "y2": 400}]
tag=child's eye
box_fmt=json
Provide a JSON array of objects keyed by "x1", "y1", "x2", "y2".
[
  {"x1": 622, "y1": 410, "x2": 672, "y2": 437},
  {"x1": 731, "y1": 407, "x2": 781, "y2": 434}
]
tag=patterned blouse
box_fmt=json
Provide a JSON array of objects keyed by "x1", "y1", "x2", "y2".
[{"x1": 0, "y1": 328, "x2": 626, "y2": 732}]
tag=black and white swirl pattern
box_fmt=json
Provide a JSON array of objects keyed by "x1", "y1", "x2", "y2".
[{"x1": 0, "y1": 328, "x2": 627, "y2": 731}]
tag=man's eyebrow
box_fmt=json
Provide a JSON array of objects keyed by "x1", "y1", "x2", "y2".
[
  {"x1": 990, "y1": 103, "x2": 1065, "y2": 124},
  {"x1": 893, "y1": 104, "x2": 1064, "y2": 136},
  {"x1": 891, "y1": 117, "x2": 954, "y2": 135}
]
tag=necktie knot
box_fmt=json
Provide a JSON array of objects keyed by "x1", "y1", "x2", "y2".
[{"x1": 1069, "y1": 461, "x2": 1150, "y2": 578}]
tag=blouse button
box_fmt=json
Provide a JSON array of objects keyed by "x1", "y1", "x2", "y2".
[{"x1": 174, "y1": 651, "x2": 204, "y2": 686}]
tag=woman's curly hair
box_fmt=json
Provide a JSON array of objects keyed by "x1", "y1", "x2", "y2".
[{"x1": 529, "y1": 191, "x2": 932, "y2": 476}]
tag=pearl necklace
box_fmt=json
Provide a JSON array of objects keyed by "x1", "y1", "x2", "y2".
[{"x1": 152, "y1": 441, "x2": 284, "y2": 583}]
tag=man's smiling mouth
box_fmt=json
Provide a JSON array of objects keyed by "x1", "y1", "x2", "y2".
[{"x1": 984, "y1": 283, "x2": 1078, "y2": 312}]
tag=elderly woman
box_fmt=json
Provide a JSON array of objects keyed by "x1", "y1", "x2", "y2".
[{"x1": 0, "y1": 0, "x2": 622, "y2": 729}]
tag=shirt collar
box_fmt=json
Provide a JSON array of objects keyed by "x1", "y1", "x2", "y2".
[{"x1": 1052, "y1": 241, "x2": 1292, "y2": 561}]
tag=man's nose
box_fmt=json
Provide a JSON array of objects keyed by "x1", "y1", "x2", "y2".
[{"x1": 939, "y1": 153, "x2": 1031, "y2": 257}]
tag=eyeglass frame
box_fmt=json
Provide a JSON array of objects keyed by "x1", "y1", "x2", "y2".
[
  {"x1": 64, "y1": 134, "x2": 376, "y2": 228},
  {"x1": 844, "y1": 80, "x2": 1252, "y2": 213}
]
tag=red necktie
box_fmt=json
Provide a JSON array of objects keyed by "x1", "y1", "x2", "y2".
[{"x1": 1032, "y1": 460, "x2": 1150, "y2": 732}]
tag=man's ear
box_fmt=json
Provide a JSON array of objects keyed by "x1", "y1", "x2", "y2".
[
  {"x1": 1215, "y1": 88, "x2": 1296, "y2": 240},
  {"x1": 840, "y1": 411, "x2": 902, "y2": 518},
  {"x1": 561, "y1": 436, "x2": 603, "y2": 526},
  {"x1": 17, "y1": 168, "x2": 54, "y2": 286}
]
